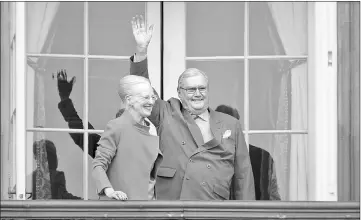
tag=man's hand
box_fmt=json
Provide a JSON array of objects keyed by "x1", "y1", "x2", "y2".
[
  {"x1": 56, "y1": 69, "x2": 76, "y2": 101},
  {"x1": 104, "y1": 187, "x2": 128, "y2": 201},
  {"x1": 131, "y1": 15, "x2": 154, "y2": 53}
]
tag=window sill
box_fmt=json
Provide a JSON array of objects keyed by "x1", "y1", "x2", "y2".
[{"x1": 1, "y1": 200, "x2": 359, "y2": 219}]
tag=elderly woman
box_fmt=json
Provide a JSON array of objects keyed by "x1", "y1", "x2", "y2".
[{"x1": 92, "y1": 75, "x2": 162, "y2": 201}]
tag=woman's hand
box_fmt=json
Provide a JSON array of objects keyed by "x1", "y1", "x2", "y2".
[{"x1": 104, "y1": 187, "x2": 128, "y2": 201}]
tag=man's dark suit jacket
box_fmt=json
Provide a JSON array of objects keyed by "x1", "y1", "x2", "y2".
[
  {"x1": 246, "y1": 145, "x2": 280, "y2": 200},
  {"x1": 130, "y1": 56, "x2": 255, "y2": 200}
]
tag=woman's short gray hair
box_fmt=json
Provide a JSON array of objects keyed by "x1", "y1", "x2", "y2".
[
  {"x1": 177, "y1": 68, "x2": 209, "y2": 89},
  {"x1": 117, "y1": 75, "x2": 150, "y2": 102}
]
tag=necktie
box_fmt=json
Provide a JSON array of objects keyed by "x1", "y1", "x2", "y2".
[{"x1": 191, "y1": 114, "x2": 213, "y2": 143}]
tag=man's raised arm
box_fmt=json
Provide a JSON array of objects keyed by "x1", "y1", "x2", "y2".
[
  {"x1": 129, "y1": 15, "x2": 154, "y2": 79},
  {"x1": 129, "y1": 15, "x2": 165, "y2": 127}
]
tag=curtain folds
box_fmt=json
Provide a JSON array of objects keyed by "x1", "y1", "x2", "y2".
[
  {"x1": 268, "y1": 2, "x2": 308, "y2": 200},
  {"x1": 27, "y1": 2, "x2": 60, "y2": 199}
]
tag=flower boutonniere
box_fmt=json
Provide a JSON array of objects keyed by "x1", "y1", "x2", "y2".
[{"x1": 222, "y1": 130, "x2": 232, "y2": 139}]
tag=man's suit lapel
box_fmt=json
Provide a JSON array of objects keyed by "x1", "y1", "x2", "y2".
[
  {"x1": 209, "y1": 108, "x2": 223, "y2": 143},
  {"x1": 169, "y1": 108, "x2": 201, "y2": 158},
  {"x1": 190, "y1": 109, "x2": 223, "y2": 157}
]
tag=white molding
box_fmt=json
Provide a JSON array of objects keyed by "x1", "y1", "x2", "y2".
[
  {"x1": 26, "y1": 127, "x2": 308, "y2": 135},
  {"x1": 83, "y1": 2, "x2": 89, "y2": 200},
  {"x1": 26, "y1": 127, "x2": 104, "y2": 133},
  {"x1": 186, "y1": 55, "x2": 308, "y2": 61},
  {"x1": 326, "y1": 1, "x2": 338, "y2": 201},
  {"x1": 248, "y1": 130, "x2": 308, "y2": 134},
  {"x1": 27, "y1": 53, "x2": 130, "y2": 60},
  {"x1": 163, "y1": 2, "x2": 186, "y2": 100},
  {"x1": 307, "y1": 2, "x2": 337, "y2": 201},
  {"x1": 15, "y1": 2, "x2": 26, "y2": 200},
  {"x1": 244, "y1": 2, "x2": 249, "y2": 147},
  {"x1": 146, "y1": 2, "x2": 162, "y2": 96}
]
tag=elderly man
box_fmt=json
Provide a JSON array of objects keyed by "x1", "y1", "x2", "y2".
[{"x1": 129, "y1": 15, "x2": 255, "y2": 200}]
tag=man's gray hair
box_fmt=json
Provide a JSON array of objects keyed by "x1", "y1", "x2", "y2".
[
  {"x1": 117, "y1": 75, "x2": 150, "y2": 102},
  {"x1": 177, "y1": 68, "x2": 209, "y2": 89}
]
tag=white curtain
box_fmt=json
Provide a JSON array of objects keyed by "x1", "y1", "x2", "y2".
[
  {"x1": 27, "y1": 2, "x2": 60, "y2": 199},
  {"x1": 268, "y1": 2, "x2": 308, "y2": 200}
]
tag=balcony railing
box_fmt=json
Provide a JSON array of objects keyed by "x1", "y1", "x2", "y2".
[{"x1": 1, "y1": 200, "x2": 359, "y2": 219}]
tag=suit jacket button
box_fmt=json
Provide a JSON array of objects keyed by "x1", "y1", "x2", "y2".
[
  {"x1": 201, "y1": 182, "x2": 206, "y2": 186},
  {"x1": 207, "y1": 164, "x2": 211, "y2": 169},
  {"x1": 182, "y1": 141, "x2": 186, "y2": 145},
  {"x1": 189, "y1": 159, "x2": 193, "y2": 163}
]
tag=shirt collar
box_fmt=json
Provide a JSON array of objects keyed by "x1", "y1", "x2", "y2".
[{"x1": 190, "y1": 109, "x2": 210, "y2": 122}]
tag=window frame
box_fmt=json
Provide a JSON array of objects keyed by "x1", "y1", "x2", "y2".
[
  {"x1": 12, "y1": 1, "x2": 338, "y2": 201},
  {"x1": 1, "y1": 1, "x2": 18, "y2": 200},
  {"x1": 14, "y1": 2, "x2": 162, "y2": 200},
  {"x1": 15, "y1": 1, "x2": 26, "y2": 200},
  {"x1": 162, "y1": 2, "x2": 338, "y2": 201}
]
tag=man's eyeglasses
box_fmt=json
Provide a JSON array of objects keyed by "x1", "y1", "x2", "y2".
[{"x1": 179, "y1": 86, "x2": 207, "y2": 95}]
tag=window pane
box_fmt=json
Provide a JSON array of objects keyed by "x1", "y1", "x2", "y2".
[
  {"x1": 26, "y1": 2, "x2": 84, "y2": 54},
  {"x1": 26, "y1": 131, "x2": 84, "y2": 200},
  {"x1": 249, "y1": 134, "x2": 308, "y2": 201},
  {"x1": 187, "y1": 61, "x2": 244, "y2": 127},
  {"x1": 89, "y1": 59, "x2": 129, "y2": 130},
  {"x1": 26, "y1": 57, "x2": 84, "y2": 129},
  {"x1": 249, "y1": 60, "x2": 308, "y2": 130},
  {"x1": 186, "y1": 2, "x2": 244, "y2": 57},
  {"x1": 249, "y1": 2, "x2": 308, "y2": 56},
  {"x1": 87, "y1": 130, "x2": 102, "y2": 200},
  {"x1": 89, "y1": 2, "x2": 145, "y2": 56}
]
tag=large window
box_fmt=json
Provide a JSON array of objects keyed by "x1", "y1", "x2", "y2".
[
  {"x1": 1, "y1": 1, "x2": 359, "y2": 202},
  {"x1": 186, "y1": 2, "x2": 308, "y2": 201},
  {"x1": 163, "y1": 2, "x2": 338, "y2": 201},
  {"x1": 23, "y1": 2, "x2": 161, "y2": 200}
]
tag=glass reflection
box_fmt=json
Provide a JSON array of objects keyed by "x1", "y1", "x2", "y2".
[
  {"x1": 249, "y1": 59, "x2": 308, "y2": 130},
  {"x1": 26, "y1": 132, "x2": 85, "y2": 200},
  {"x1": 249, "y1": 133, "x2": 308, "y2": 201},
  {"x1": 26, "y1": 2, "x2": 84, "y2": 54},
  {"x1": 26, "y1": 58, "x2": 84, "y2": 129},
  {"x1": 31, "y1": 139, "x2": 81, "y2": 199},
  {"x1": 215, "y1": 105, "x2": 281, "y2": 201},
  {"x1": 88, "y1": 59, "x2": 129, "y2": 130},
  {"x1": 89, "y1": 2, "x2": 145, "y2": 56},
  {"x1": 186, "y1": 2, "x2": 245, "y2": 56},
  {"x1": 249, "y1": 2, "x2": 308, "y2": 56}
]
